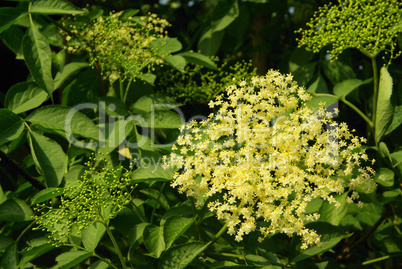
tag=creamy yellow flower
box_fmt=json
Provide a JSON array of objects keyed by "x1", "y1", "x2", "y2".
[{"x1": 163, "y1": 70, "x2": 376, "y2": 248}]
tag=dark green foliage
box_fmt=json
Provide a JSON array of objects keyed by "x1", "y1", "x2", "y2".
[{"x1": 0, "y1": 1, "x2": 401, "y2": 269}]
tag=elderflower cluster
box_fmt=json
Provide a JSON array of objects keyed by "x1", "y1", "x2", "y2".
[
  {"x1": 63, "y1": 11, "x2": 170, "y2": 83},
  {"x1": 34, "y1": 157, "x2": 132, "y2": 245},
  {"x1": 296, "y1": 0, "x2": 402, "y2": 62},
  {"x1": 163, "y1": 70, "x2": 376, "y2": 249},
  {"x1": 158, "y1": 57, "x2": 256, "y2": 104}
]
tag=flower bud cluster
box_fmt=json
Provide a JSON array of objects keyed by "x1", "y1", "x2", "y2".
[
  {"x1": 163, "y1": 70, "x2": 376, "y2": 249},
  {"x1": 63, "y1": 12, "x2": 170, "y2": 83},
  {"x1": 296, "y1": 0, "x2": 402, "y2": 62},
  {"x1": 158, "y1": 57, "x2": 256, "y2": 104},
  {"x1": 34, "y1": 157, "x2": 132, "y2": 245}
]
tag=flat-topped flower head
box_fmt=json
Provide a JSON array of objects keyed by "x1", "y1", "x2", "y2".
[
  {"x1": 163, "y1": 70, "x2": 376, "y2": 249},
  {"x1": 34, "y1": 156, "x2": 132, "y2": 245},
  {"x1": 63, "y1": 11, "x2": 170, "y2": 83},
  {"x1": 158, "y1": 57, "x2": 256, "y2": 104},
  {"x1": 296, "y1": 0, "x2": 402, "y2": 62}
]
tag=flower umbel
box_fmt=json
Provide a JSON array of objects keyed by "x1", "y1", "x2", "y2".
[
  {"x1": 34, "y1": 157, "x2": 132, "y2": 245},
  {"x1": 163, "y1": 70, "x2": 376, "y2": 249},
  {"x1": 158, "y1": 57, "x2": 256, "y2": 104},
  {"x1": 296, "y1": 0, "x2": 402, "y2": 62},
  {"x1": 63, "y1": 11, "x2": 170, "y2": 83}
]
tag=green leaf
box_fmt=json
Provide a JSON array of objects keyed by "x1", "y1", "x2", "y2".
[
  {"x1": 159, "y1": 242, "x2": 209, "y2": 269},
  {"x1": 131, "y1": 165, "x2": 173, "y2": 183},
  {"x1": 28, "y1": 131, "x2": 67, "y2": 187},
  {"x1": 164, "y1": 55, "x2": 186, "y2": 72},
  {"x1": 26, "y1": 105, "x2": 99, "y2": 140},
  {"x1": 62, "y1": 69, "x2": 100, "y2": 106},
  {"x1": 140, "y1": 189, "x2": 170, "y2": 210},
  {"x1": 128, "y1": 223, "x2": 150, "y2": 246},
  {"x1": 1, "y1": 243, "x2": 17, "y2": 269},
  {"x1": 19, "y1": 238, "x2": 53, "y2": 266},
  {"x1": 307, "y1": 74, "x2": 328, "y2": 94},
  {"x1": 164, "y1": 216, "x2": 194, "y2": 249},
  {"x1": 151, "y1": 37, "x2": 182, "y2": 55},
  {"x1": 132, "y1": 94, "x2": 181, "y2": 114},
  {"x1": 177, "y1": 51, "x2": 218, "y2": 70},
  {"x1": 289, "y1": 46, "x2": 315, "y2": 73},
  {"x1": 5, "y1": 82, "x2": 48, "y2": 114},
  {"x1": 137, "y1": 73, "x2": 157, "y2": 85},
  {"x1": 51, "y1": 250, "x2": 92, "y2": 269},
  {"x1": 135, "y1": 110, "x2": 184, "y2": 129},
  {"x1": 304, "y1": 198, "x2": 323, "y2": 214},
  {"x1": 118, "y1": 9, "x2": 139, "y2": 20},
  {"x1": 31, "y1": 188, "x2": 63, "y2": 205},
  {"x1": 81, "y1": 222, "x2": 106, "y2": 251},
  {"x1": 333, "y1": 78, "x2": 373, "y2": 98},
  {"x1": 292, "y1": 62, "x2": 317, "y2": 86},
  {"x1": 54, "y1": 62, "x2": 89, "y2": 90},
  {"x1": 375, "y1": 67, "x2": 394, "y2": 143},
  {"x1": 290, "y1": 222, "x2": 350, "y2": 263},
  {"x1": 322, "y1": 60, "x2": 356, "y2": 85},
  {"x1": 390, "y1": 150, "x2": 402, "y2": 167},
  {"x1": 0, "y1": 109, "x2": 24, "y2": 146},
  {"x1": 0, "y1": 198, "x2": 33, "y2": 222},
  {"x1": 210, "y1": 0, "x2": 239, "y2": 32},
  {"x1": 0, "y1": 7, "x2": 26, "y2": 34},
  {"x1": 22, "y1": 22, "x2": 54, "y2": 95},
  {"x1": 88, "y1": 260, "x2": 110, "y2": 269},
  {"x1": 197, "y1": 28, "x2": 224, "y2": 56},
  {"x1": 143, "y1": 225, "x2": 165, "y2": 258},
  {"x1": 386, "y1": 105, "x2": 402, "y2": 135},
  {"x1": 30, "y1": 0, "x2": 84, "y2": 15},
  {"x1": 97, "y1": 119, "x2": 133, "y2": 154},
  {"x1": 379, "y1": 142, "x2": 392, "y2": 163},
  {"x1": 98, "y1": 96, "x2": 130, "y2": 117},
  {"x1": 319, "y1": 192, "x2": 348, "y2": 226},
  {"x1": 374, "y1": 168, "x2": 394, "y2": 187},
  {"x1": 307, "y1": 94, "x2": 338, "y2": 109},
  {"x1": 0, "y1": 25, "x2": 25, "y2": 58},
  {"x1": 0, "y1": 235, "x2": 14, "y2": 253},
  {"x1": 161, "y1": 205, "x2": 193, "y2": 225}
]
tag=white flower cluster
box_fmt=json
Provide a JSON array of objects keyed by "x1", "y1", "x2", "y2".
[{"x1": 164, "y1": 70, "x2": 376, "y2": 249}]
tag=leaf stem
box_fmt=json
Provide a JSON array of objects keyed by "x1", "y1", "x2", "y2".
[
  {"x1": 150, "y1": 182, "x2": 166, "y2": 224},
  {"x1": 129, "y1": 200, "x2": 148, "y2": 223},
  {"x1": 103, "y1": 221, "x2": 127, "y2": 269},
  {"x1": 119, "y1": 77, "x2": 124, "y2": 102},
  {"x1": 340, "y1": 97, "x2": 374, "y2": 129},
  {"x1": 123, "y1": 79, "x2": 132, "y2": 104},
  {"x1": 16, "y1": 221, "x2": 36, "y2": 244},
  {"x1": 371, "y1": 56, "x2": 379, "y2": 141},
  {"x1": 64, "y1": 243, "x2": 119, "y2": 269},
  {"x1": 362, "y1": 255, "x2": 391, "y2": 266},
  {"x1": 210, "y1": 222, "x2": 228, "y2": 244},
  {"x1": 349, "y1": 212, "x2": 388, "y2": 252}
]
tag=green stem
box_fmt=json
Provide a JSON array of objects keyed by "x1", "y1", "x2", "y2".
[
  {"x1": 103, "y1": 222, "x2": 127, "y2": 269},
  {"x1": 340, "y1": 97, "x2": 374, "y2": 129},
  {"x1": 371, "y1": 56, "x2": 379, "y2": 143},
  {"x1": 349, "y1": 212, "x2": 387, "y2": 252},
  {"x1": 210, "y1": 222, "x2": 228, "y2": 244},
  {"x1": 362, "y1": 255, "x2": 391, "y2": 266},
  {"x1": 119, "y1": 77, "x2": 124, "y2": 102},
  {"x1": 189, "y1": 197, "x2": 203, "y2": 241},
  {"x1": 123, "y1": 79, "x2": 132, "y2": 104},
  {"x1": 130, "y1": 200, "x2": 148, "y2": 223},
  {"x1": 16, "y1": 221, "x2": 36, "y2": 244},
  {"x1": 93, "y1": 253, "x2": 120, "y2": 269},
  {"x1": 150, "y1": 182, "x2": 166, "y2": 224},
  {"x1": 65, "y1": 243, "x2": 119, "y2": 269}
]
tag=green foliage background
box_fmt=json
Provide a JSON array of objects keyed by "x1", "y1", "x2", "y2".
[{"x1": 0, "y1": 0, "x2": 401, "y2": 268}]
